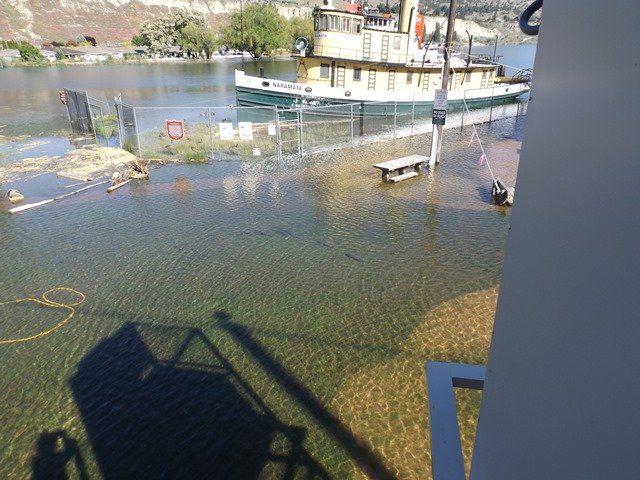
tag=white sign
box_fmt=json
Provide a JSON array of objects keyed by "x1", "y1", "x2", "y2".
[
  {"x1": 267, "y1": 124, "x2": 276, "y2": 136},
  {"x1": 238, "y1": 122, "x2": 253, "y2": 140},
  {"x1": 434, "y1": 89, "x2": 448, "y2": 111},
  {"x1": 219, "y1": 122, "x2": 234, "y2": 141},
  {"x1": 253, "y1": 148, "x2": 261, "y2": 156}
]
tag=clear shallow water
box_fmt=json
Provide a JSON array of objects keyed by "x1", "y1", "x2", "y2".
[{"x1": 0, "y1": 112, "x2": 525, "y2": 478}]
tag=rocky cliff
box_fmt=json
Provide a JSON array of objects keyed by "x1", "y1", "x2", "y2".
[
  {"x1": 0, "y1": 0, "x2": 312, "y2": 44},
  {"x1": 0, "y1": 0, "x2": 525, "y2": 45}
]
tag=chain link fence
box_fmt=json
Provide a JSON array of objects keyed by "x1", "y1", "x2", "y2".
[
  {"x1": 64, "y1": 88, "x2": 117, "y2": 146},
  {"x1": 108, "y1": 96, "x2": 528, "y2": 161}
]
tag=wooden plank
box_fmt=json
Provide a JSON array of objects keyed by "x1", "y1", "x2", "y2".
[
  {"x1": 389, "y1": 171, "x2": 419, "y2": 183},
  {"x1": 106, "y1": 179, "x2": 132, "y2": 193},
  {"x1": 8, "y1": 199, "x2": 54, "y2": 214},
  {"x1": 8, "y1": 180, "x2": 109, "y2": 214}
]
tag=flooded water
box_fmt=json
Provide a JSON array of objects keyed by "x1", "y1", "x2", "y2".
[
  {"x1": 0, "y1": 47, "x2": 533, "y2": 479},
  {"x1": 0, "y1": 58, "x2": 296, "y2": 167}
]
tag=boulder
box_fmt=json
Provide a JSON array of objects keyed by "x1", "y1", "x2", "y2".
[{"x1": 7, "y1": 189, "x2": 24, "y2": 203}]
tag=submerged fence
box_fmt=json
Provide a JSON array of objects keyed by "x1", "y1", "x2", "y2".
[
  {"x1": 107, "y1": 96, "x2": 528, "y2": 161},
  {"x1": 64, "y1": 89, "x2": 115, "y2": 145}
]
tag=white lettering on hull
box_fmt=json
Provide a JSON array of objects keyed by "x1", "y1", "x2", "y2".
[{"x1": 272, "y1": 82, "x2": 303, "y2": 91}]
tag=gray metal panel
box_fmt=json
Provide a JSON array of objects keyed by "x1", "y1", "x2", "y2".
[
  {"x1": 427, "y1": 362, "x2": 485, "y2": 480},
  {"x1": 471, "y1": 2, "x2": 640, "y2": 479}
]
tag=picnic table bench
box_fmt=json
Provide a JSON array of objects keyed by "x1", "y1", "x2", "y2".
[{"x1": 372, "y1": 154, "x2": 429, "y2": 182}]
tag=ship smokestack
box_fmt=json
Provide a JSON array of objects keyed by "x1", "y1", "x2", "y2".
[{"x1": 399, "y1": 0, "x2": 418, "y2": 33}]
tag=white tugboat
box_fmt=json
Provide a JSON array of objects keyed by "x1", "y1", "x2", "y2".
[{"x1": 235, "y1": 0, "x2": 530, "y2": 114}]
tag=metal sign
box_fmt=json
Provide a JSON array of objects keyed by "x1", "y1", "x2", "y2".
[
  {"x1": 165, "y1": 120, "x2": 185, "y2": 141},
  {"x1": 432, "y1": 89, "x2": 448, "y2": 125},
  {"x1": 432, "y1": 109, "x2": 447, "y2": 125},
  {"x1": 433, "y1": 89, "x2": 448, "y2": 110}
]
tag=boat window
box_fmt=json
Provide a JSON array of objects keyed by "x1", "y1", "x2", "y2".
[
  {"x1": 320, "y1": 63, "x2": 330, "y2": 79},
  {"x1": 465, "y1": 71, "x2": 471, "y2": 82},
  {"x1": 314, "y1": 16, "x2": 320, "y2": 30},
  {"x1": 353, "y1": 20, "x2": 362, "y2": 34},
  {"x1": 342, "y1": 18, "x2": 351, "y2": 32},
  {"x1": 329, "y1": 15, "x2": 340, "y2": 31},
  {"x1": 316, "y1": 15, "x2": 328, "y2": 31},
  {"x1": 353, "y1": 67, "x2": 361, "y2": 81},
  {"x1": 406, "y1": 71, "x2": 413, "y2": 84}
]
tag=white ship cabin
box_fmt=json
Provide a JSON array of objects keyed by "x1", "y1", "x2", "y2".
[{"x1": 297, "y1": 0, "x2": 499, "y2": 94}]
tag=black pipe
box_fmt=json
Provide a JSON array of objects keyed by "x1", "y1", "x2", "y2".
[{"x1": 519, "y1": 0, "x2": 543, "y2": 36}]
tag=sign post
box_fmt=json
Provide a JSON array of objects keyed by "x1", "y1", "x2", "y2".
[{"x1": 429, "y1": 0, "x2": 457, "y2": 167}]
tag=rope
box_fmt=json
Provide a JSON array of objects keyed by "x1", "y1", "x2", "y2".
[
  {"x1": 0, "y1": 288, "x2": 85, "y2": 345},
  {"x1": 461, "y1": 96, "x2": 498, "y2": 183}
]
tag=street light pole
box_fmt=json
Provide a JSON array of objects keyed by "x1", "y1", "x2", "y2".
[{"x1": 429, "y1": 0, "x2": 457, "y2": 166}]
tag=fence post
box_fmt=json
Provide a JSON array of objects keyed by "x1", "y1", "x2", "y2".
[
  {"x1": 207, "y1": 109, "x2": 214, "y2": 161},
  {"x1": 115, "y1": 100, "x2": 124, "y2": 149},
  {"x1": 273, "y1": 106, "x2": 281, "y2": 161},
  {"x1": 350, "y1": 104, "x2": 354, "y2": 147},
  {"x1": 298, "y1": 109, "x2": 304, "y2": 157},
  {"x1": 411, "y1": 96, "x2": 415, "y2": 136},
  {"x1": 461, "y1": 91, "x2": 466, "y2": 131},
  {"x1": 132, "y1": 106, "x2": 141, "y2": 157},
  {"x1": 489, "y1": 84, "x2": 495, "y2": 123},
  {"x1": 393, "y1": 101, "x2": 397, "y2": 139}
]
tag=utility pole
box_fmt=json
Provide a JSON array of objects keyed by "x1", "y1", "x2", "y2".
[{"x1": 429, "y1": 0, "x2": 457, "y2": 166}]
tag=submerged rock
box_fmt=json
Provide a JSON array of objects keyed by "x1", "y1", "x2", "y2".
[{"x1": 7, "y1": 189, "x2": 24, "y2": 203}]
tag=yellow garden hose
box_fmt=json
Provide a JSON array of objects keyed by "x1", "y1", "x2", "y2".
[{"x1": 0, "y1": 288, "x2": 85, "y2": 345}]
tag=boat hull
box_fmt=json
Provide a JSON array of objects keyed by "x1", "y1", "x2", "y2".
[{"x1": 235, "y1": 70, "x2": 529, "y2": 117}]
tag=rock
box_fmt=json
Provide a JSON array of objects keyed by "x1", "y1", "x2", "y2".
[{"x1": 7, "y1": 189, "x2": 25, "y2": 203}]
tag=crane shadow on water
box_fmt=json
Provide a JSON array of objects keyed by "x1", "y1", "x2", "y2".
[
  {"x1": 68, "y1": 322, "x2": 330, "y2": 479},
  {"x1": 213, "y1": 310, "x2": 397, "y2": 480}
]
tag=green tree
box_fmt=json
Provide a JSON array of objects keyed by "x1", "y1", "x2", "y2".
[
  {"x1": 131, "y1": 34, "x2": 146, "y2": 47},
  {"x1": 432, "y1": 22, "x2": 442, "y2": 43},
  {"x1": 221, "y1": 4, "x2": 289, "y2": 59},
  {"x1": 288, "y1": 16, "x2": 314, "y2": 51},
  {"x1": 138, "y1": 9, "x2": 206, "y2": 55},
  {"x1": 177, "y1": 22, "x2": 218, "y2": 59},
  {"x1": 17, "y1": 42, "x2": 44, "y2": 62}
]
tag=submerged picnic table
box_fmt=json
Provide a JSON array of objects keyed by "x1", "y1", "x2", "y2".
[{"x1": 372, "y1": 154, "x2": 429, "y2": 182}]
